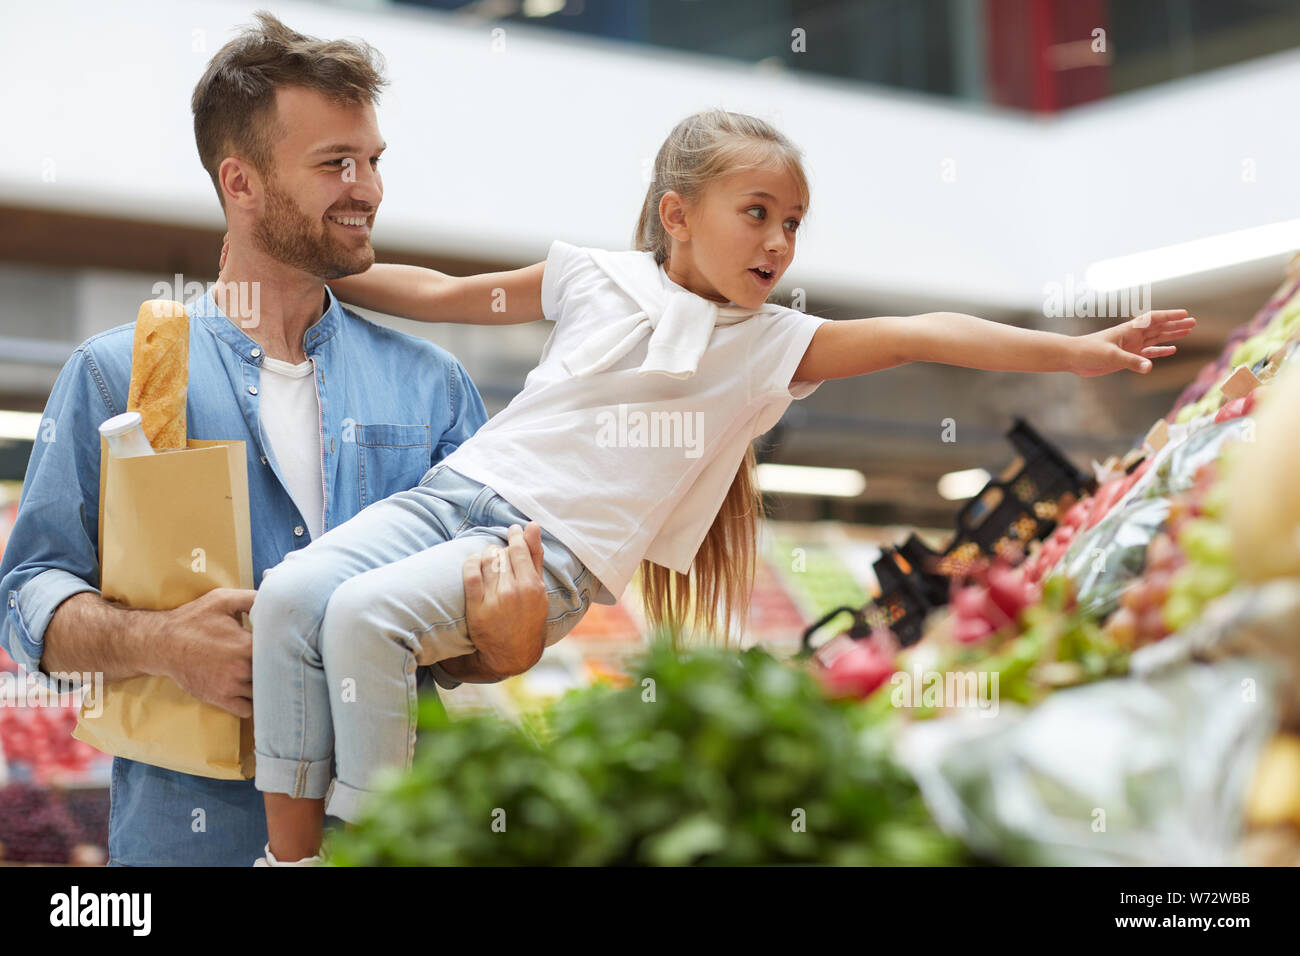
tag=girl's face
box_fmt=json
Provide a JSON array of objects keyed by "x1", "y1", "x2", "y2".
[{"x1": 662, "y1": 162, "x2": 805, "y2": 310}]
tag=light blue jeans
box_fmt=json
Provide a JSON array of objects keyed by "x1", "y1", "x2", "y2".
[{"x1": 249, "y1": 464, "x2": 595, "y2": 822}]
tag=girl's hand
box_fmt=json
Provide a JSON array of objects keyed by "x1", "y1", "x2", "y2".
[
  {"x1": 218, "y1": 232, "x2": 229, "y2": 273},
  {"x1": 1072, "y1": 309, "x2": 1197, "y2": 377}
]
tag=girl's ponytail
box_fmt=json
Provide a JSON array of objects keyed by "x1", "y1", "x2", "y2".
[{"x1": 639, "y1": 444, "x2": 765, "y2": 646}]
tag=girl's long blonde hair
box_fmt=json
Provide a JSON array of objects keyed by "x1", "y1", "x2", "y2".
[{"x1": 632, "y1": 109, "x2": 811, "y2": 646}]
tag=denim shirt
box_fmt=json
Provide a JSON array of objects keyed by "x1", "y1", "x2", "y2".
[{"x1": 0, "y1": 285, "x2": 487, "y2": 866}]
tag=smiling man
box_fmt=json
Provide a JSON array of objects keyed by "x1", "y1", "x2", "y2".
[{"x1": 0, "y1": 11, "x2": 549, "y2": 866}]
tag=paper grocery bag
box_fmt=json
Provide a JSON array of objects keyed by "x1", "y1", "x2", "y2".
[{"x1": 72, "y1": 435, "x2": 256, "y2": 780}]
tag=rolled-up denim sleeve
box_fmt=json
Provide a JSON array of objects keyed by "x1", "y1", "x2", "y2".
[
  {"x1": 0, "y1": 347, "x2": 117, "y2": 684},
  {"x1": 431, "y1": 359, "x2": 488, "y2": 464}
]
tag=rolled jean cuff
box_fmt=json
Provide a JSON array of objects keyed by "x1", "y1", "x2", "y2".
[
  {"x1": 426, "y1": 661, "x2": 462, "y2": 691},
  {"x1": 254, "y1": 752, "x2": 333, "y2": 800},
  {"x1": 323, "y1": 779, "x2": 371, "y2": 824}
]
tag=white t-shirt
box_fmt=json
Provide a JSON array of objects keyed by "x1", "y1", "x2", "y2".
[
  {"x1": 440, "y1": 240, "x2": 830, "y2": 604},
  {"x1": 258, "y1": 355, "x2": 325, "y2": 541}
]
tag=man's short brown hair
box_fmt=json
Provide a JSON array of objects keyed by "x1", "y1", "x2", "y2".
[{"x1": 191, "y1": 10, "x2": 388, "y2": 210}]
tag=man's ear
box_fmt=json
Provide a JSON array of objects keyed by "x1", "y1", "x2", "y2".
[
  {"x1": 659, "y1": 191, "x2": 691, "y2": 243},
  {"x1": 218, "y1": 156, "x2": 260, "y2": 211}
]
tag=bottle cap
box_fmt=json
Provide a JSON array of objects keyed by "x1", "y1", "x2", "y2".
[{"x1": 99, "y1": 411, "x2": 144, "y2": 438}]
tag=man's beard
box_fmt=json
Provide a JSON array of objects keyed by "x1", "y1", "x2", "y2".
[{"x1": 252, "y1": 176, "x2": 375, "y2": 280}]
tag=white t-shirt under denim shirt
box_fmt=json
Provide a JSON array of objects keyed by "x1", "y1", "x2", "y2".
[
  {"x1": 257, "y1": 356, "x2": 325, "y2": 541},
  {"x1": 439, "y1": 239, "x2": 831, "y2": 605}
]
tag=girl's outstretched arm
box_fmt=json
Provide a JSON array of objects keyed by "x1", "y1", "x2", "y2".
[
  {"x1": 791, "y1": 310, "x2": 1196, "y2": 384},
  {"x1": 328, "y1": 261, "x2": 546, "y2": 325}
]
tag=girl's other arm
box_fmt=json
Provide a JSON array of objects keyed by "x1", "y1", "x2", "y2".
[
  {"x1": 219, "y1": 233, "x2": 545, "y2": 325},
  {"x1": 791, "y1": 310, "x2": 1196, "y2": 383},
  {"x1": 329, "y1": 262, "x2": 546, "y2": 325}
]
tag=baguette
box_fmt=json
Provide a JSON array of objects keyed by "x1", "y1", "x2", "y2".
[{"x1": 127, "y1": 300, "x2": 189, "y2": 450}]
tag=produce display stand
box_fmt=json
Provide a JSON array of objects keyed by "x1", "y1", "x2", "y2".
[
  {"x1": 0, "y1": 492, "x2": 111, "y2": 865},
  {"x1": 0, "y1": 646, "x2": 113, "y2": 865},
  {"x1": 809, "y1": 261, "x2": 1300, "y2": 865}
]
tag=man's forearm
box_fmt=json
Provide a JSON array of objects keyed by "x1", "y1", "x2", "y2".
[
  {"x1": 908, "y1": 312, "x2": 1074, "y2": 373},
  {"x1": 40, "y1": 591, "x2": 167, "y2": 683}
]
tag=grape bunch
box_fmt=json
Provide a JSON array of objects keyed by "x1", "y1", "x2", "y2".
[
  {"x1": 1107, "y1": 532, "x2": 1180, "y2": 647},
  {"x1": 1163, "y1": 524, "x2": 1236, "y2": 635},
  {"x1": 1104, "y1": 461, "x2": 1235, "y2": 646}
]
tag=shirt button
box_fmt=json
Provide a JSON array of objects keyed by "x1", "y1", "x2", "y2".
[
  {"x1": 248, "y1": 385, "x2": 258, "y2": 396},
  {"x1": 260, "y1": 455, "x2": 268, "y2": 465},
  {"x1": 250, "y1": 348, "x2": 262, "y2": 358},
  {"x1": 7, "y1": 595, "x2": 14, "y2": 608},
  {"x1": 293, "y1": 526, "x2": 305, "y2": 537}
]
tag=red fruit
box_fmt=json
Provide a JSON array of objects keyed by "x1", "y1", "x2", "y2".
[
  {"x1": 978, "y1": 585, "x2": 1015, "y2": 631},
  {"x1": 954, "y1": 616, "x2": 996, "y2": 644},
  {"x1": 1086, "y1": 480, "x2": 1124, "y2": 529},
  {"x1": 865, "y1": 625, "x2": 900, "y2": 658},
  {"x1": 1024, "y1": 551, "x2": 1046, "y2": 581},
  {"x1": 1106, "y1": 606, "x2": 1139, "y2": 648},
  {"x1": 1040, "y1": 541, "x2": 1066, "y2": 571},
  {"x1": 1138, "y1": 606, "x2": 1168, "y2": 642},
  {"x1": 1121, "y1": 582, "x2": 1150, "y2": 614},
  {"x1": 951, "y1": 584, "x2": 987, "y2": 619},
  {"x1": 1145, "y1": 568, "x2": 1173, "y2": 602},
  {"x1": 987, "y1": 564, "x2": 1033, "y2": 621},
  {"x1": 820, "y1": 641, "x2": 895, "y2": 699},
  {"x1": 1063, "y1": 499, "x2": 1092, "y2": 530},
  {"x1": 1146, "y1": 533, "x2": 1177, "y2": 571},
  {"x1": 1215, "y1": 397, "x2": 1248, "y2": 423}
]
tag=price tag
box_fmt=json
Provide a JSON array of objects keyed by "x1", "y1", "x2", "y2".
[
  {"x1": 1142, "y1": 419, "x2": 1169, "y2": 454},
  {"x1": 1220, "y1": 364, "x2": 1262, "y2": 401}
]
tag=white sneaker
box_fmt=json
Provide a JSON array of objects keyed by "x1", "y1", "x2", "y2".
[{"x1": 253, "y1": 842, "x2": 325, "y2": 866}]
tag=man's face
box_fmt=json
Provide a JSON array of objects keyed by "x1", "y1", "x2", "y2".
[{"x1": 251, "y1": 86, "x2": 385, "y2": 280}]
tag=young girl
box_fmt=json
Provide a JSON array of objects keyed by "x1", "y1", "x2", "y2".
[{"x1": 247, "y1": 109, "x2": 1195, "y2": 864}]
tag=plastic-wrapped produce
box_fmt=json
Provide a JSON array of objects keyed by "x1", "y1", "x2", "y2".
[
  {"x1": 1128, "y1": 578, "x2": 1300, "y2": 731},
  {"x1": 1056, "y1": 416, "x2": 1255, "y2": 619},
  {"x1": 1062, "y1": 497, "x2": 1172, "y2": 620},
  {"x1": 894, "y1": 658, "x2": 1278, "y2": 865}
]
